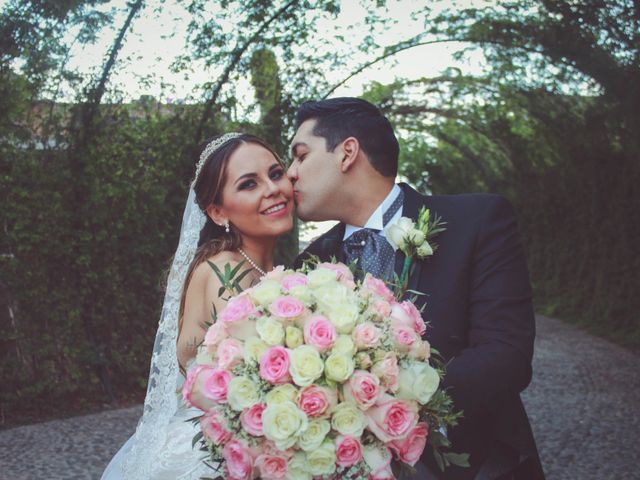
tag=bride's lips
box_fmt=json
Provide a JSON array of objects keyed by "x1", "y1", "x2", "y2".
[{"x1": 260, "y1": 201, "x2": 290, "y2": 218}]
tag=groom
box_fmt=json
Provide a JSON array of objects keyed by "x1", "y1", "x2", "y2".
[{"x1": 289, "y1": 98, "x2": 544, "y2": 480}]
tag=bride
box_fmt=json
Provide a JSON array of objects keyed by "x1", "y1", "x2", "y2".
[{"x1": 101, "y1": 133, "x2": 294, "y2": 479}]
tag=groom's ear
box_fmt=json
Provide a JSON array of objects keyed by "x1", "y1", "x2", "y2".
[
  {"x1": 339, "y1": 137, "x2": 359, "y2": 173},
  {"x1": 206, "y1": 204, "x2": 226, "y2": 227}
]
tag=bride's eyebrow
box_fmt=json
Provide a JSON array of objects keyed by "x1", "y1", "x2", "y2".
[{"x1": 234, "y1": 164, "x2": 282, "y2": 185}]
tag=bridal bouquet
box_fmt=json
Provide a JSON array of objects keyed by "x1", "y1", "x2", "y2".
[{"x1": 183, "y1": 261, "x2": 466, "y2": 480}]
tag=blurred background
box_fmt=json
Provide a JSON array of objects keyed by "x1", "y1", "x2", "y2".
[{"x1": 1, "y1": 0, "x2": 638, "y2": 428}]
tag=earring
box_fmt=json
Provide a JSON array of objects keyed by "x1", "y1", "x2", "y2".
[{"x1": 225, "y1": 222, "x2": 230, "y2": 233}]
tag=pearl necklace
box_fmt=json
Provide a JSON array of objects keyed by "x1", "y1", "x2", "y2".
[{"x1": 238, "y1": 248, "x2": 267, "y2": 277}]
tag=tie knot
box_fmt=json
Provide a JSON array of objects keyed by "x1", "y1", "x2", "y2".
[{"x1": 344, "y1": 228, "x2": 380, "y2": 248}]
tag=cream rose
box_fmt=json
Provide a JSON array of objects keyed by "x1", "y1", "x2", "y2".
[
  {"x1": 244, "y1": 336, "x2": 268, "y2": 364},
  {"x1": 307, "y1": 267, "x2": 338, "y2": 288},
  {"x1": 397, "y1": 361, "x2": 440, "y2": 405},
  {"x1": 261, "y1": 400, "x2": 309, "y2": 450},
  {"x1": 289, "y1": 345, "x2": 324, "y2": 387},
  {"x1": 286, "y1": 452, "x2": 311, "y2": 480},
  {"x1": 327, "y1": 302, "x2": 359, "y2": 334},
  {"x1": 331, "y1": 402, "x2": 367, "y2": 437},
  {"x1": 265, "y1": 384, "x2": 299, "y2": 405},
  {"x1": 296, "y1": 418, "x2": 330, "y2": 451},
  {"x1": 227, "y1": 376, "x2": 260, "y2": 411},
  {"x1": 256, "y1": 316, "x2": 285, "y2": 346},
  {"x1": 306, "y1": 440, "x2": 336, "y2": 476},
  {"x1": 250, "y1": 279, "x2": 282, "y2": 306},
  {"x1": 285, "y1": 325, "x2": 304, "y2": 349},
  {"x1": 324, "y1": 352, "x2": 355, "y2": 383},
  {"x1": 332, "y1": 334, "x2": 357, "y2": 356}
]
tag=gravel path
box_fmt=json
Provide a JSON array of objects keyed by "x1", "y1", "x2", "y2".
[{"x1": 1, "y1": 315, "x2": 638, "y2": 479}]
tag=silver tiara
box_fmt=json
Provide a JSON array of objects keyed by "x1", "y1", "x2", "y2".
[{"x1": 192, "y1": 132, "x2": 243, "y2": 187}]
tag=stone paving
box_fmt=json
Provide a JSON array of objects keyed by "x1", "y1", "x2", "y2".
[{"x1": 0, "y1": 315, "x2": 638, "y2": 479}]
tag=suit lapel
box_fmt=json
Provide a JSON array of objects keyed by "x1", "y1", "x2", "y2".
[{"x1": 309, "y1": 222, "x2": 345, "y2": 263}]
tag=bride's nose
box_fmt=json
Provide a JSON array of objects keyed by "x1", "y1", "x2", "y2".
[{"x1": 264, "y1": 178, "x2": 280, "y2": 197}]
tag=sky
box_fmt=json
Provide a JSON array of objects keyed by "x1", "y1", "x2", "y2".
[{"x1": 52, "y1": 0, "x2": 487, "y2": 103}]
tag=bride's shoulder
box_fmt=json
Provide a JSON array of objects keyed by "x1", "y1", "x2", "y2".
[{"x1": 191, "y1": 250, "x2": 243, "y2": 282}]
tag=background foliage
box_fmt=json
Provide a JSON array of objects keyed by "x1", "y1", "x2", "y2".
[{"x1": 1, "y1": 0, "x2": 638, "y2": 426}]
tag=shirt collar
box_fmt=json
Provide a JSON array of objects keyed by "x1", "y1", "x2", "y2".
[{"x1": 343, "y1": 184, "x2": 402, "y2": 240}]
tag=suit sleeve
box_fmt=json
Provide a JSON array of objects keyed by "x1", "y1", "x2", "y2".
[{"x1": 441, "y1": 195, "x2": 535, "y2": 423}]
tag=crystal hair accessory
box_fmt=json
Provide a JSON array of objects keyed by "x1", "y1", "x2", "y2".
[{"x1": 192, "y1": 132, "x2": 243, "y2": 187}]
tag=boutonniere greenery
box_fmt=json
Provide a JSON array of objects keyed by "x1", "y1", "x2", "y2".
[{"x1": 386, "y1": 206, "x2": 446, "y2": 298}]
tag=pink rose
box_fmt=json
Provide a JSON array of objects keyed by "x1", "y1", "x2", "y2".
[
  {"x1": 344, "y1": 370, "x2": 381, "y2": 410},
  {"x1": 390, "y1": 300, "x2": 426, "y2": 336},
  {"x1": 371, "y1": 465, "x2": 395, "y2": 480},
  {"x1": 269, "y1": 296, "x2": 305, "y2": 320},
  {"x1": 281, "y1": 273, "x2": 308, "y2": 292},
  {"x1": 204, "y1": 322, "x2": 228, "y2": 353},
  {"x1": 219, "y1": 295, "x2": 258, "y2": 324},
  {"x1": 297, "y1": 385, "x2": 337, "y2": 418},
  {"x1": 259, "y1": 346, "x2": 291, "y2": 384},
  {"x1": 388, "y1": 422, "x2": 429, "y2": 466},
  {"x1": 303, "y1": 315, "x2": 336, "y2": 353},
  {"x1": 240, "y1": 403, "x2": 266, "y2": 436},
  {"x1": 255, "y1": 453, "x2": 288, "y2": 480},
  {"x1": 200, "y1": 408, "x2": 232, "y2": 444},
  {"x1": 370, "y1": 299, "x2": 392, "y2": 321},
  {"x1": 366, "y1": 395, "x2": 419, "y2": 443},
  {"x1": 217, "y1": 338, "x2": 244, "y2": 370},
  {"x1": 371, "y1": 352, "x2": 399, "y2": 392},
  {"x1": 410, "y1": 339, "x2": 431, "y2": 361},
  {"x1": 318, "y1": 262, "x2": 355, "y2": 286},
  {"x1": 335, "y1": 435, "x2": 363, "y2": 467},
  {"x1": 183, "y1": 365, "x2": 232, "y2": 409},
  {"x1": 362, "y1": 273, "x2": 394, "y2": 302},
  {"x1": 352, "y1": 322, "x2": 381, "y2": 350},
  {"x1": 223, "y1": 439, "x2": 254, "y2": 480},
  {"x1": 391, "y1": 325, "x2": 420, "y2": 353}
]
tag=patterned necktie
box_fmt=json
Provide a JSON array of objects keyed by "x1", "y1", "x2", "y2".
[{"x1": 342, "y1": 190, "x2": 404, "y2": 281}]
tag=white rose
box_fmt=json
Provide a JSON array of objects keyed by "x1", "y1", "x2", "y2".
[
  {"x1": 289, "y1": 345, "x2": 324, "y2": 387},
  {"x1": 327, "y1": 302, "x2": 359, "y2": 334},
  {"x1": 324, "y1": 352, "x2": 355, "y2": 383},
  {"x1": 286, "y1": 452, "x2": 311, "y2": 480},
  {"x1": 408, "y1": 228, "x2": 426, "y2": 246},
  {"x1": 332, "y1": 334, "x2": 357, "y2": 356},
  {"x1": 330, "y1": 402, "x2": 367, "y2": 437},
  {"x1": 297, "y1": 418, "x2": 331, "y2": 451},
  {"x1": 243, "y1": 336, "x2": 268, "y2": 364},
  {"x1": 250, "y1": 279, "x2": 282, "y2": 306},
  {"x1": 265, "y1": 384, "x2": 299, "y2": 405},
  {"x1": 397, "y1": 361, "x2": 440, "y2": 405},
  {"x1": 256, "y1": 316, "x2": 285, "y2": 346},
  {"x1": 416, "y1": 241, "x2": 433, "y2": 257},
  {"x1": 288, "y1": 285, "x2": 313, "y2": 304},
  {"x1": 227, "y1": 376, "x2": 260, "y2": 411},
  {"x1": 306, "y1": 440, "x2": 336, "y2": 476},
  {"x1": 307, "y1": 268, "x2": 338, "y2": 288},
  {"x1": 262, "y1": 401, "x2": 309, "y2": 450}
]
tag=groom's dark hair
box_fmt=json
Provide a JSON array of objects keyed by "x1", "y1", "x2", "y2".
[{"x1": 295, "y1": 97, "x2": 399, "y2": 177}]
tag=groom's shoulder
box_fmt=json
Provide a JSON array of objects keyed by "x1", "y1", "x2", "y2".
[
  {"x1": 424, "y1": 191, "x2": 513, "y2": 216},
  {"x1": 295, "y1": 222, "x2": 343, "y2": 269}
]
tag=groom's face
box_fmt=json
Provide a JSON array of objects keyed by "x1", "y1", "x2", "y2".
[{"x1": 288, "y1": 119, "x2": 343, "y2": 221}]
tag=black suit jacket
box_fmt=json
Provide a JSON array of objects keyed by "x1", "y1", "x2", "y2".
[{"x1": 295, "y1": 184, "x2": 544, "y2": 480}]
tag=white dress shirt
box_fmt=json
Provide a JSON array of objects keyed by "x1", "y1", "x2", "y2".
[{"x1": 343, "y1": 184, "x2": 403, "y2": 243}]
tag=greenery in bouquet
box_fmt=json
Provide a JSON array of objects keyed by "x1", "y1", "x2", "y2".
[{"x1": 183, "y1": 243, "x2": 466, "y2": 479}]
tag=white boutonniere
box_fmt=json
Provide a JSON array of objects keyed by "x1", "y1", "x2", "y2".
[{"x1": 385, "y1": 207, "x2": 445, "y2": 296}]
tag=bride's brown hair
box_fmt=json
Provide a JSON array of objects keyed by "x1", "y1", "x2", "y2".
[{"x1": 178, "y1": 134, "x2": 281, "y2": 334}]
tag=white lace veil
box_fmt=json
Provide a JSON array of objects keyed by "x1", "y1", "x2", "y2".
[{"x1": 121, "y1": 133, "x2": 242, "y2": 479}]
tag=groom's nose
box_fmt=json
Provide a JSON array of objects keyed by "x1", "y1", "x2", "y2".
[{"x1": 286, "y1": 162, "x2": 298, "y2": 182}]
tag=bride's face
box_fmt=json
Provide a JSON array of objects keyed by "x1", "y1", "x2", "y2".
[{"x1": 215, "y1": 142, "x2": 294, "y2": 239}]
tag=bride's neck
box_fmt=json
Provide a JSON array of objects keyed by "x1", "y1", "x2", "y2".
[{"x1": 240, "y1": 237, "x2": 276, "y2": 272}]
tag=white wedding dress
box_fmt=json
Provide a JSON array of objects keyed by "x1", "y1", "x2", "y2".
[{"x1": 101, "y1": 371, "x2": 211, "y2": 480}]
